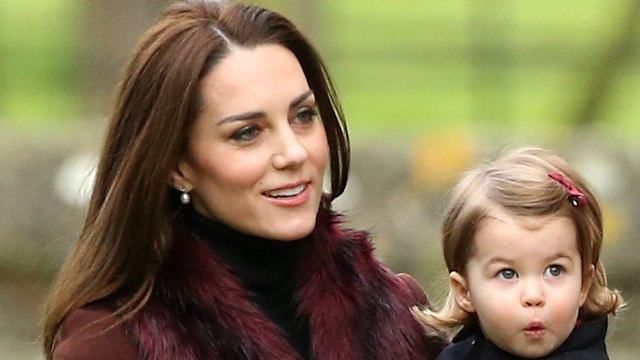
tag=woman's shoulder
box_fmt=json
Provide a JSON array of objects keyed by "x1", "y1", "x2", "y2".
[{"x1": 53, "y1": 303, "x2": 139, "y2": 360}]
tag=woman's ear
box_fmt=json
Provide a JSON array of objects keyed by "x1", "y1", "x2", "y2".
[
  {"x1": 580, "y1": 264, "x2": 595, "y2": 306},
  {"x1": 450, "y1": 271, "x2": 475, "y2": 313},
  {"x1": 169, "y1": 157, "x2": 193, "y2": 191}
]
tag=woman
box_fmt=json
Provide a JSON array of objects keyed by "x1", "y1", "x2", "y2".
[{"x1": 42, "y1": 1, "x2": 447, "y2": 359}]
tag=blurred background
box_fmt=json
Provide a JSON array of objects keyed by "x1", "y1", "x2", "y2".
[{"x1": 1, "y1": 0, "x2": 638, "y2": 358}]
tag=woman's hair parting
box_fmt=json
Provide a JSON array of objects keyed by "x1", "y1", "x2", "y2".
[{"x1": 417, "y1": 146, "x2": 624, "y2": 334}]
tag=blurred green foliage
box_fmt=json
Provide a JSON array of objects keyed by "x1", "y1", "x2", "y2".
[
  {"x1": 0, "y1": 0, "x2": 84, "y2": 125},
  {"x1": 1, "y1": 0, "x2": 639, "y2": 141},
  {"x1": 323, "y1": 0, "x2": 640, "y2": 141},
  {"x1": 0, "y1": 2, "x2": 638, "y2": 358}
]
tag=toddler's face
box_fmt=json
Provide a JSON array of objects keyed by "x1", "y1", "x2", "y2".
[{"x1": 451, "y1": 211, "x2": 592, "y2": 358}]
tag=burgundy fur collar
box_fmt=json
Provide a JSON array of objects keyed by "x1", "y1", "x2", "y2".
[{"x1": 128, "y1": 210, "x2": 445, "y2": 359}]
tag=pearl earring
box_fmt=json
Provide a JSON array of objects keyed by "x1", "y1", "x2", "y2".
[{"x1": 179, "y1": 187, "x2": 191, "y2": 205}]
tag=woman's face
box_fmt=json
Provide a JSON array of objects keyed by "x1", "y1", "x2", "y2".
[{"x1": 174, "y1": 44, "x2": 328, "y2": 241}]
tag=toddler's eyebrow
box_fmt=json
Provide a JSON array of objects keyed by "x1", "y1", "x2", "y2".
[
  {"x1": 545, "y1": 253, "x2": 574, "y2": 262},
  {"x1": 485, "y1": 256, "x2": 514, "y2": 265}
]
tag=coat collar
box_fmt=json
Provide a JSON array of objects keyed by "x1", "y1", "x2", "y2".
[
  {"x1": 447, "y1": 317, "x2": 609, "y2": 359},
  {"x1": 127, "y1": 210, "x2": 442, "y2": 360}
]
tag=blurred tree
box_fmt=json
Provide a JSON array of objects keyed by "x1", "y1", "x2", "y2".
[
  {"x1": 289, "y1": 0, "x2": 320, "y2": 42},
  {"x1": 0, "y1": 0, "x2": 82, "y2": 124},
  {"x1": 573, "y1": 0, "x2": 640, "y2": 127},
  {"x1": 83, "y1": 0, "x2": 169, "y2": 117},
  {"x1": 467, "y1": 0, "x2": 514, "y2": 124}
]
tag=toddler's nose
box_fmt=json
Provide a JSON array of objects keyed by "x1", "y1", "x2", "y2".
[{"x1": 522, "y1": 281, "x2": 545, "y2": 307}]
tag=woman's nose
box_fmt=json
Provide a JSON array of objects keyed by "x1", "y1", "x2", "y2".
[{"x1": 272, "y1": 127, "x2": 308, "y2": 169}]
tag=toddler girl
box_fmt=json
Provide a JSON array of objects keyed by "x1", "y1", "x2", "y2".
[{"x1": 416, "y1": 146, "x2": 624, "y2": 359}]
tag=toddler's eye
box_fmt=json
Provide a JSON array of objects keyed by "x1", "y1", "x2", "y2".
[
  {"x1": 497, "y1": 268, "x2": 517, "y2": 280},
  {"x1": 545, "y1": 264, "x2": 564, "y2": 277}
]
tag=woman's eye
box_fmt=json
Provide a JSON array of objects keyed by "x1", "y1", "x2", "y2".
[
  {"x1": 545, "y1": 265, "x2": 564, "y2": 277},
  {"x1": 293, "y1": 107, "x2": 318, "y2": 125},
  {"x1": 497, "y1": 268, "x2": 517, "y2": 280},
  {"x1": 230, "y1": 125, "x2": 261, "y2": 142}
]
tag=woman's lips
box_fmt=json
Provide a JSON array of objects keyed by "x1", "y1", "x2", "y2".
[
  {"x1": 263, "y1": 183, "x2": 310, "y2": 207},
  {"x1": 264, "y1": 183, "x2": 306, "y2": 197}
]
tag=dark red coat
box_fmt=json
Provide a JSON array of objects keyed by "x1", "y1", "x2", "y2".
[{"x1": 54, "y1": 210, "x2": 447, "y2": 359}]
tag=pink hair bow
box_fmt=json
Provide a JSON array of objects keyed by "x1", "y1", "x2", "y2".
[{"x1": 548, "y1": 171, "x2": 588, "y2": 207}]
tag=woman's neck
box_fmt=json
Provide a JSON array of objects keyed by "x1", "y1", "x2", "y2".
[{"x1": 182, "y1": 205, "x2": 306, "y2": 289}]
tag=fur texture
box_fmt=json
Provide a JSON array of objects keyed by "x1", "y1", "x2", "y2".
[{"x1": 128, "y1": 210, "x2": 446, "y2": 359}]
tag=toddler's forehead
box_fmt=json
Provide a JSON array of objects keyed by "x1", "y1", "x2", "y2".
[
  {"x1": 480, "y1": 205, "x2": 572, "y2": 231},
  {"x1": 471, "y1": 212, "x2": 580, "y2": 258}
]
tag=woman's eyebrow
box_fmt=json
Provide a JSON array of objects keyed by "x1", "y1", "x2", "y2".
[
  {"x1": 290, "y1": 89, "x2": 314, "y2": 108},
  {"x1": 218, "y1": 111, "x2": 264, "y2": 125},
  {"x1": 217, "y1": 89, "x2": 314, "y2": 125}
]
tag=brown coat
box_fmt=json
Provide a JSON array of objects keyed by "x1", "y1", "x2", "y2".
[
  {"x1": 53, "y1": 210, "x2": 446, "y2": 359},
  {"x1": 54, "y1": 304, "x2": 137, "y2": 359}
]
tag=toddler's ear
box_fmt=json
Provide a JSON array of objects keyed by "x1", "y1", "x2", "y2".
[
  {"x1": 580, "y1": 264, "x2": 595, "y2": 306},
  {"x1": 450, "y1": 271, "x2": 475, "y2": 313}
]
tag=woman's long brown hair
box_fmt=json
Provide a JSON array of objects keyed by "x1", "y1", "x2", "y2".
[{"x1": 42, "y1": 0, "x2": 350, "y2": 356}]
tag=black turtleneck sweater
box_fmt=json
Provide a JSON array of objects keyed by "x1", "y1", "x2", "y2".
[{"x1": 184, "y1": 206, "x2": 311, "y2": 359}]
